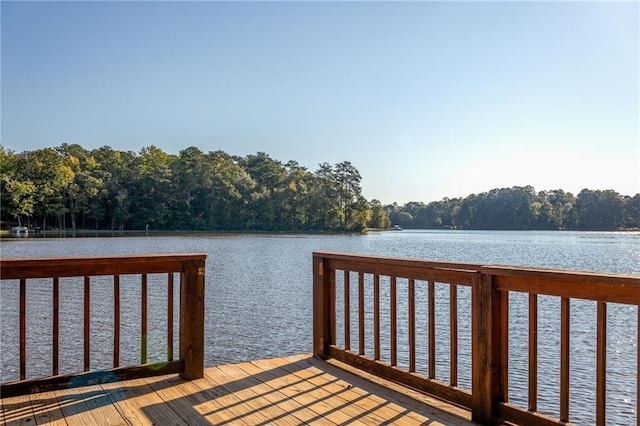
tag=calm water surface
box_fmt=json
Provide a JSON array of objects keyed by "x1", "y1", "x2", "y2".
[{"x1": 1, "y1": 230, "x2": 638, "y2": 425}]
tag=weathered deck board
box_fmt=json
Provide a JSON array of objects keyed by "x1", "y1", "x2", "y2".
[
  {"x1": 1, "y1": 354, "x2": 477, "y2": 425},
  {"x1": 2, "y1": 393, "x2": 34, "y2": 425},
  {"x1": 29, "y1": 390, "x2": 66, "y2": 425}
]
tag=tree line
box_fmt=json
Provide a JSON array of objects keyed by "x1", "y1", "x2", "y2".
[
  {"x1": 1, "y1": 144, "x2": 637, "y2": 232},
  {"x1": 386, "y1": 186, "x2": 639, "y2": 231},
  {"x1": 1, "y1": 144, "x2": 389, "y2": 232}
]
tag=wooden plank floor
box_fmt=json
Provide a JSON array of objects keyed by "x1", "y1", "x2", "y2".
[{"x1": 1, "y1": 354, "x2": 477, "y2": 425}]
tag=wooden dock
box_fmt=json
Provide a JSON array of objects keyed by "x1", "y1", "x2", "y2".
[
  {"x1": 2, "y1": 253, "x2": 638, "y2": 425},
  {"x1": 1, "y1": 354, "x2": 475, "y2": 425}
]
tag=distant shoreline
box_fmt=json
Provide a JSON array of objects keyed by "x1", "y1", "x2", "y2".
[
  {"x1": 0, "y1": 228, "x2": 365, "y2": 239},
  {"x1": 1, "y1": 227, "x2": 638, "y2": 240}
]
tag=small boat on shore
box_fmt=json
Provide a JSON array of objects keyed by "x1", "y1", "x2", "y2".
[{"x1": 391, "y1": 224, "x2": 402, "y2": 231}]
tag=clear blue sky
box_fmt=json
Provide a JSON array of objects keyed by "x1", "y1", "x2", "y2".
[{"x1": 2, "y1": 1, "x2": 638, "y2": 204}]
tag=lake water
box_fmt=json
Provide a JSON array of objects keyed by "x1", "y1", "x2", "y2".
[{"x1": 1, "y1": 230, "x2": 638, "y2": 425}]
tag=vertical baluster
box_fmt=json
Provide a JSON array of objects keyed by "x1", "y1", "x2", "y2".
[
  {"x1": 329, "y1": 268, "x2": 337, "y2": 348},
  {"x1": 373, "y1": 274, "x2": 380, "y2": 361},
  {"x1": 167, "y1": 273, "x2": 174, "y2": 362},
  {"x1": 390, "y1": 276, "x2": 397, "y2": 366},
  {"x1": 528, "y1": 294, "x2": 538, "y2": 412},
  {"x1": 113, "y1": 275, "x2": 120, "y2": 368},
  {"x1": 637, "y1": 307, "x2": 639, "y2": 426},
  {"x1": 344, "y1": 271, "x2": 351, "y2": 351},
  {"x1": 596, "y1": 301, "x2": 607, "y2": 426},
  {"x1": 53, "y1": 277, "x2": 59, "y2": 376},
  {"x1": 450, "y1": 284, "x2": 458, "y2": 386},
  {"x1": 408, "y1": 278, "x2": 415, "y2": 372},
  {"x1": 141, "y1": 273, "x2": 148, "y2": 364},
  {"x1": 84, "y1": 276, "x2": 90, "y2": 372},
  {"x1": 358, "y1": 272, "x2": 365, "y2": 356},
  {"x1": 501, "y1": 292, "x2": 510, "y2": 402},
  {"x1": 19, "y1": 278, "x2": 26, "y2": 380},
  {"x1": 560, "y1": 297, "x2": 570, "y2": 422},
  {"x1": 428, "y1": 281, "x2": 435, "y2": 379}
]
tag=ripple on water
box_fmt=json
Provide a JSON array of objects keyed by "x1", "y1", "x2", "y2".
[{"x1": 1, "y1": 231, "x2": 638, "y2": 425}]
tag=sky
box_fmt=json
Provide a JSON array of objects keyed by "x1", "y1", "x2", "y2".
[{"x1": 1, "y1": 1, "x2": 638, "y2": 205}]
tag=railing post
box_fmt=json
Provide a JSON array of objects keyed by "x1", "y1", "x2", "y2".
[
  {"x1": 313, "y1": 253, "x2": 334, "y2": 359},
  {"x1": 472, "y1": 270, "x2": 507, "y2": 425},
  {"x1": 180, "y1": 259, "x2": 205, "y2": 379}
]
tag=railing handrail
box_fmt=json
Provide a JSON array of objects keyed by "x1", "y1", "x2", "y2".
[
  {"x1": 1, "y1": 253, "x2": 207, "y2": 279},
  {"x1": 0, "y1": 253, "x2": 206, "y2": 398},
  {"x1": 313, "y1": 250, "x2": 483, "y2": 272},
  {"x1": 315, "y1": 251, "x2": 640, "y2": 290},
  {"x1": 484, "y1": 265, "x2": 640, "y2": 306}
]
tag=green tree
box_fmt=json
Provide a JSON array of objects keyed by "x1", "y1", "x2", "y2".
[
  {"x1": 334, "y1": 161, "x2": 366, "y2": 231},
  {"x1": 308, "y1": 163, "x2": 340, "y2": 230},
  {"x1": 129, "y1": 146, "x2": 174, "y2": 229},
  {"x1": 368, "y1": 199, "x2": 390, "y2": 229},
  {"x1": 91, "y1": 146, "x2": 136, "y2": 230},
  {"x1": 3, "y1": 178, "x2": 36, "y2": 227},
  {"x1": 56, "y1": 144, "x2": 105, "y2": 230},
  {"x1": 385, "y1": 202, "x2": 404, "y2": 228},
  {"x1": 208, "y1": 150, "x2": 255, "y2": 230},
  {"x1": 574, "y1": 189, "x2": 624, "y2": 230},
  {"x1": 622, "y1": 194, "x2": 640, "y2": 229},
  {"x1": 242, "y1": 152, "x2": 287, "y2": 230},
  {"x1": 18, "y1": 148, "x2": 74, "y2": 230},
  {"x1": 396, "y1": 211, "x2": 414, "y2": 228},
  {"x1": 280, "y1": 161, "x2": 312, "y2": 231},
  {"x1": 169, "y1": 147, "x2": 213, "y2": 229}
]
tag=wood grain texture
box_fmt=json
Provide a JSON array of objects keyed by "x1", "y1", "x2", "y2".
[
  {"x1": 390, "y1": 275, "x2": 397, "y2": 367},
  {"x1": 358, "y1": 272, "x2": 365, "y2": 356},
  {"x1": 167, "y1": 272, "x2": 173, "y2": 362},
  {"x1": 528, "y1": 293, "x2": 538, "y2": 412},
  {"x1": 560, "y1": 297, "x2": 570, "y2": 423},
  {"x1": 450, "y1": 283, "x2": 458, "y2": 386},
  {"x1": 113, "y1": 275, "x2": 120, "y2": 368},
  {"x1": 1, "y1": 254, "x2": 208, "y2": 280},
  {"x1": 596, "y1": 301, "x2": 607, "y2": 426},
  {"x1": 83, "y1": 276, "x2": 90, "y2": 372},
  {"x1": 373, "y1": 274, "x2": 380, "y2": 361},
  {"x1": 428, "y1": 280, "x2": 436, "y2": 379},
  {"x1": 1, "y1": 361, "x2": 183, "y2": 398},
  {"x1": 344, "y1": 270, "x2": 351, "y2": 351},
  {"x1": 179, "y1": 259, "x2": 205, "y2": 380},
  {"x1": 408, "y1": 278, "x2": 416, "y2": 373},
  {"x1": 2, "y1": 354, "x2": 477, "y2": 426},
  {"x1": 19, "y1": 279, "x2": 26, "y2": 381},
  {"x1": 53, "y1": 278, "x2": 59, "y2": 376}
]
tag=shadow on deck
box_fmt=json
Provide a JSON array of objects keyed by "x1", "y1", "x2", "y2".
[{"x1": 1, "y1": 354, "x2": 476, "y2": 425}]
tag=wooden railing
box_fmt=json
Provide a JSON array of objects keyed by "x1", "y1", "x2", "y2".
[
  {"x1": 0, "y1": 254, "x2": 206, "y2": 398},
  {"x1": 313, "y1": 251, "x2": 640, "y2": 426}
]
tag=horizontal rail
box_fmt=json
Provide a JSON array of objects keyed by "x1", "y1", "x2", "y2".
[
  {"x1": 1, "y1": 253, "x2": 206, "y2": 397},
  {"x1": 313, "y1": 251, "x2": 483, "y2": 271},
  {"x1": 313, "y1": 251, "x2": 640, "y2": 426},
  {"x1": 1, "y1": 254, "x2": 207, "y2": 279},
  {"x1": 329, "y1": 346, "x2": 472, "y2": 408},
  {"x1": 485, "y1": 266, "x2": 640, "y2": 305},
  {"x1": 1, "y1": 361, "x2": 183, "y2": 398}
]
